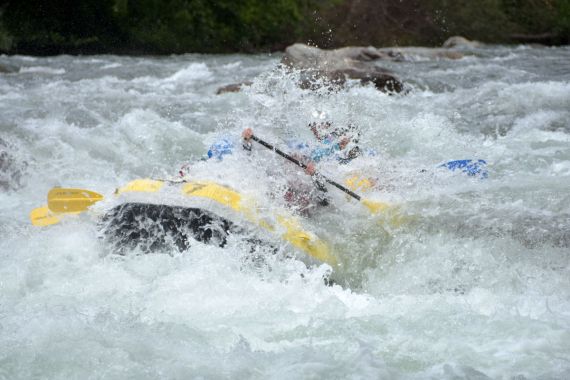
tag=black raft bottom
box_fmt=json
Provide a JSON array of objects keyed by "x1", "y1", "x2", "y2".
[
  {"x1": 100, "y1": 203, "x2": 237, "y2": 254},
  {"x1": 99, "y1": 203, "x2": 335, "y2": 285}
]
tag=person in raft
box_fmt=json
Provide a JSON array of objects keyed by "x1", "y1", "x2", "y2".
[
  {"x1": 307, "y1": 121, "x2": 362, "y2": 164},
  {"x1": 242, "y1": 122, "x2": 362, "y2": 216}
]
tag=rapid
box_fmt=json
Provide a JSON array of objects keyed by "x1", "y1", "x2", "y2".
[{"x1": 1, "y1": 45, "x2": 569, "y2": 379}]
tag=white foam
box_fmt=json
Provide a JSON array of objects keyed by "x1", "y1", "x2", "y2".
[
  {"x1": 19, "y1": 66, "x2": 66, "y2": 75},
  {"x1": 101, "y1": 63, "x2": 122, "y2": 69},
  {"x1": 2, "y1": 47, "x2": 569, "y2": 379},
  {"x1": 164, "y1": 62, "x2": 213, "y2": 83},
  {"x1": 222, "y1": 61, "x2": 242, "y2": 70}
]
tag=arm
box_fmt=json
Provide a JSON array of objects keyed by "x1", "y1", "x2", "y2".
[
  {"x1": 309, "y1": 123, "x2": 324, "y2": 141},
  {"x1": 242, "y1": 128, "x2": 253, "y2": 151},
  {"x1": 309, "y1": 121, "x2": 333, "y2": 142},
  {"x1": 304, "y1": 161, "x2": 328, "y2": 194}
]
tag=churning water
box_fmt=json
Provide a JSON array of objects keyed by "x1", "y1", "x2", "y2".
[{"x1": 1, "y1": 45, "x2": 569, "y2": 379}]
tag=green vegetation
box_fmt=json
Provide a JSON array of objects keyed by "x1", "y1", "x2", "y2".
[
  {"x1": 0, "y1": 0, "x2": 335, "y2": 54},
  {"x1": 502, "y1": 0, "x2": 570, "y2": 42},
  {"x1": 0, "y1": 0, "x2": 124, "y2": 54},
  {"x1": 116, "y1": 0, "x2": 319, "y2": 53},
  {"x1": 425, "y1": 0, "x2": 570, "y2": 44},
  {"x1": 313, "y1": 0, "x2": 570, "y2": 48},
  {"x1": 0, "y1": 0, "x2": 567, "y2": 55}
]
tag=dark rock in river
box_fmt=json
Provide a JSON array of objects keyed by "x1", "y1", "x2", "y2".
[
  {"x1": 216, "y1": 43, "x2": 466, "y2": 95},
  {"x1": 282, "y1": 43, "x2": 404, "y2": 93},
  {"x1": 216, "y1": 81, "x2": 253, "y2": 95},
  {"x1": 0, "y1": 138, "x2": 28, "y2": 191}
]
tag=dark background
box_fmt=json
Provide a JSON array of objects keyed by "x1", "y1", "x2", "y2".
[{"x1": 0, "y1": 0, "x2": 568, "y2": 55}]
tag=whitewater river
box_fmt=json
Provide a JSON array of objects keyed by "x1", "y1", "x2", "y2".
[{"x1": 1, "y1": 45, "x2": 569, "y2": 379}]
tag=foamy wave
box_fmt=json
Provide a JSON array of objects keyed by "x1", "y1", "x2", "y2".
[
  {"x1": 3, "y1": 48, "x2": 570, "y2": 380},
  {"x1": 101, "y1": 63, "x2": 122, "y2": 70},
  {"x1": 164, "y1": 62, "x2": 212, "y2": 83},
  {"x1": 498, "y1": 81, "x2": 570, "y2": 111},
  {"x1": 512, "y1": 110, "x2": 570, "y2": 134},
  {"x1": 222, "y1": 61, "x2": 242, "y2": 70},
  {"x1": 19, "y1": 66, "x2": 66, "y2": 75}
]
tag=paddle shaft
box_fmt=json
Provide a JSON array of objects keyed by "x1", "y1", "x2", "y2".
[{"x1": 250, "y1": 135, "x2": 362, "y2": 201}]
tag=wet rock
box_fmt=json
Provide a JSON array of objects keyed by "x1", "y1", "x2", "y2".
[
  {"x1": 378, "y1": 47, "x2": 464, "y2": 60},
  {"x1": 442, "y1": 36, "x2": 482, "y2": 49},
  {"x1": 337, "y1": 68, "x2": 403, "y2": 92},
  {"x1": 0, "y1": 138, "x2": 28, "y2": 191},
  {"x1": 297, "y1": 69, "x2": 346, "y2": 91},
  {"x1": 283, "y1": 44, "x2": 396, "y2": 68},
  {"x1": 216, "y1": 81, "x2": 253, "y2": 95},
  {"x1": 0, "y1": 63, "x2": 18, "y2": 74},
  {"x1": 282, "y1": 43, "x2": 404, "y2": 93},
  {"x1": 219, "y1": 43, "x2": 466, "y2": 94},
  {"x1": 219, "y1": 43, "x2": 465, "y2": 94}
]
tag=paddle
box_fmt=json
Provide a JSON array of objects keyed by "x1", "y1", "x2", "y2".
[
  {"x1": 31, "y1": 181, "x2": 173, "y2": 226},
  {"x1": 47, "y1": 188, "x2": 104, "y2": 213},
  {"x1": 30, "y1": 205, "x2": 61, "y2": 226},
  {"x1": 248, "y1": 135, "x2": 390, "y2": 214}
]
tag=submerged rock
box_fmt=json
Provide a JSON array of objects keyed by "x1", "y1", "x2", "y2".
[
  {"x1": 0, "y1": 138, "x2": 28, "y2": 191},
  {"x1": 0, "y1": 63, "x2": 18, "y2": 74},
  {"x1": 216, "y1": 81, "x2": 253, "y2": 95}
]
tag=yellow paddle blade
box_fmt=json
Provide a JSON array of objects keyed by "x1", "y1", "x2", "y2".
[
  {"x1": 362, "y1": 199, "x2": 414, "y2": 228},
  {"x1": 115, "y1": 179, "x2": 164, "y2": 195},
  {"x1": 345, "y1": 175, "x2": 374, "y2": 193},
  {"x1": 30, "y1": 206, "x2": 61, "y2": 226},
  {"x1": 362, "y1": 199, "x2": 391, "y2": 214},
  {"x1": 47, "y1": 188, "x2": 104, "y2": 213}
]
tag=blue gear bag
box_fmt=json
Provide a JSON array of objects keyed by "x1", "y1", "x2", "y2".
[
  {"x1": 441, "y1": 159, "x2": 488, "y2": 178},
  {"x1": 207, "y1": 138, "x2": 234, "y2": 160}
]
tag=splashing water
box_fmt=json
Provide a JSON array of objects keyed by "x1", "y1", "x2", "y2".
[{"x1": 1, "y1": 46, "x2": 569, "y2": 378}]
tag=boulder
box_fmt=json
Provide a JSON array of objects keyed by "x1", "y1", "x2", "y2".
[
  {"x1": 216, "y1": 43, "x2": 466, "y2": 95},
  {"x1": 442, "y1": 36, "x2": 482, "y2": 49},
  {"x1": 282, "y1": 43, "x2": 404, "y2": 93}
]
